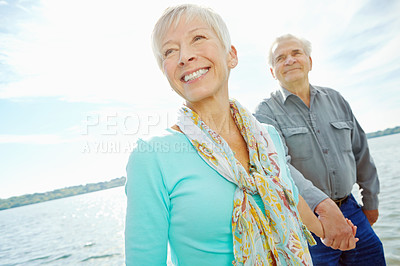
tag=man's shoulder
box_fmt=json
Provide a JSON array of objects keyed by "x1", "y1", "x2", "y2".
[
  {"x1": 313, "y1": 85, "x2": 352, "y2": 109},
  {"x1": 254, "y1": 97, "x2": 277, "y2": 119},
  {"x1": 313, "y1": 85, "x2": 343, "y2": 97},
  {"x1": 255, "y1": 89, "x2": 282, "y2": 108},
  {"x1": 254, "y1": 89, "x2": 291, "y2": 123}
]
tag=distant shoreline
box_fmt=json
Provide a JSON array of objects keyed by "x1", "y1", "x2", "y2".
[
  {"x1": 0, "y1": 177, "x2": 126, "y2": 211},
  {"x1": 366, "y1": 126, "x2": 400, "y2": 139}
]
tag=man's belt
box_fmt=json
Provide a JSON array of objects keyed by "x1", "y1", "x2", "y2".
[{"x1": 333, "y1": 195, "x2": 349, "y2": 207}]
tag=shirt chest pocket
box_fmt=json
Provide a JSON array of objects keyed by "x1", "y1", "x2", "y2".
[
  {"x1": 330, "y1": 121, "x2": 353, "y2": 152},
  {"x1": 281, "y1": 127, "x2": 313, "y2": 161}
]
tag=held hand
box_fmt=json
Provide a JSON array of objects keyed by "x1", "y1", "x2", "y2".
[
  {"x1": 345, "y1": 218, "x2": 358, "y2": 238},
  {"x1": 344, "y1": 218, "x2": 359, "y2": 250},
  {"x1": 362, "y1": 209, "x2": 379, "y2": 226},
  {"x1": 321, "y1": 218, "x2": 359, "y2": 251},
  {"x1": 315, "y1": 198, "x2": 356, "y2": 250},
  {"x1": 321, "y1": 218, "x2": 359, "y2": 250}
]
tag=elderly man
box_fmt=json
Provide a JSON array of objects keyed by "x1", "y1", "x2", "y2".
[{"x1": 254, "y1": 34, "x2": 385, "y2": 265}]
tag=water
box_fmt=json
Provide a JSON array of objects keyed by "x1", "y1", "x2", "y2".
[
  {"x1": 0, "y1": 188, "x2": 126, "y2": 265},
  {"x1": 0, "y1": 134, "x2": 399, "y2": 265},
  {"x1": 361, "y1": 133, "x2": 400, "y2": 265}
]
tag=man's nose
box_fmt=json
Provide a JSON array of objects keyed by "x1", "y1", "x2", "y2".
[
  {"x1": 284, "y1": 56, "x2": 296, "y2": 65},
  {"x1": 179, "y1": 46, "x2": 196, "y2": 66}
]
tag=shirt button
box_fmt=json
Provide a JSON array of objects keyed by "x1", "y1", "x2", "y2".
[
  {"x1": 333, "y1": 171, "x2": 336, "y2": 175},
  {"x1": 317, "y1": 130, "x2": 320, "y2": 133},
  {"x1": 323, "y1": 149, "x2": 328, "y2": 154}
]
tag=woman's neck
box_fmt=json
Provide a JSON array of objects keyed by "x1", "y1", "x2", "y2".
[{"x1": 186, "y1": 98, "x2": 236, "y2": 136}]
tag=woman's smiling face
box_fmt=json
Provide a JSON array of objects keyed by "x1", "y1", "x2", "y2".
[{"x1": 161, "y1": 16, "x2": 237, "y2": 105}]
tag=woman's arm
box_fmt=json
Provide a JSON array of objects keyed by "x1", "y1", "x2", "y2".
[
  {"x1": 297, "y1": 195, "x2": 324, "y2": 238},
  {"x1": 125, "y1": 140, "x2": 170, "y2": 265}
]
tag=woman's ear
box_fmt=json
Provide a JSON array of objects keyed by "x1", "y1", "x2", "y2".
[{"x1": 228, "y1": 45, "x2": 238, "y2": 68}]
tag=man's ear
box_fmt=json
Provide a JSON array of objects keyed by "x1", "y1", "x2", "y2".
[
  {"x1": 228, "y1": 45, "x2": 238, "y2": 68},
  {"x1": 270, "y1": 67, "x2": 276, "y2": 79},
  {"x1": 309, "y1": 56, "x2": 313, "y2": 71}
]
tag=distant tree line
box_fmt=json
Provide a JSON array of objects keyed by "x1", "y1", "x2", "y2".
[
  {"x1": 0, "y1": 176, "x2": 126, "y2": 211},
  {"x1": 366, "y1": 126, "x2": 400, "y2": 139}
]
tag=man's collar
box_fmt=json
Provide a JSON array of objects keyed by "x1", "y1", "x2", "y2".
[
  {"x1": 278, "y1": 86, "x2": 294, "y2": 103},
  {"x1": 277, "y1": 84, "x2": 322, "y2": 103}
]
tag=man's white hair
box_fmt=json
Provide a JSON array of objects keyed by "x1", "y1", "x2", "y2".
[{"x1": 268, "y1": 34, "x2": 312, "y2": 66}]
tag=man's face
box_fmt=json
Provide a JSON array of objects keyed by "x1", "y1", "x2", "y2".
[{"x1": 270, "y1": 39, "x2": 312, "y2": 88}]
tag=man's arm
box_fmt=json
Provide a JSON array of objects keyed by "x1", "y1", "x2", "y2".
[
  {"x1": 288, "y1": 164, "x2": 328, "y2": 210},
  {"x1": 347, "y1": 101, "x2": 380, "y2": 224}
]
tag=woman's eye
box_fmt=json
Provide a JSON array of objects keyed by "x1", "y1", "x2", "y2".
[
  {"x1": 163, "y1": 49, "x2": 174, "y2": 58},
  {"x1": 193, "y1": 35, "x2": 205, "y2": 42}
]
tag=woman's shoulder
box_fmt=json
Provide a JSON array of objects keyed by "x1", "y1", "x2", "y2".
[
  {"x1": 261, "y1": 123, "x2": 276, "y2": 131},
  {"x1": 128, "y1": 128, "x2": 191, "y2": 161},
  {"x1": 259, "y1": 123, "x2": 280, "y2": 137},
  {"x1": 135, "y1": 128, "x2": 186, "y2": 147},
  {"x1": 258, "y1": 123, "x2": 284, "y2": 152}
]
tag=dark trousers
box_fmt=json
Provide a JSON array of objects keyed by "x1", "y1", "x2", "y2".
[{"x1": 309, "y1": 194, "x2": 386, "y2": 265}]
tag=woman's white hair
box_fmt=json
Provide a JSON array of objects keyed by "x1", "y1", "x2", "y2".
[
  {"x1": 268, "y1": 34, "x2": 312, "y2": 66},
  {"x1": 152, "y1": 4, "x2": 231, "y2": 70}
]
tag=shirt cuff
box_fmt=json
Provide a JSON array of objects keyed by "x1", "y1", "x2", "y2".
[{"x1": 302, "y1": 186, "x2": 329, "y2": 211}]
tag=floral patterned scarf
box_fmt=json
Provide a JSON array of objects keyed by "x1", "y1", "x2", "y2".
[{"x1": 176, "y1": 99, "x2": 315, "y2": 265}]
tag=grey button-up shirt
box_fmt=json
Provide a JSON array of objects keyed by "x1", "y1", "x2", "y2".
[{"x1": 254, "y1": 85, "x2": 379, "y2": 211}]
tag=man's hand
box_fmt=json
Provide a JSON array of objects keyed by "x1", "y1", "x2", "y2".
[
  {"x1": 362, "y1": 209, "x2": 379, "y2": 226},
  {"x1": 315, "y1": 198, "x2": 358, "y2": 250}
]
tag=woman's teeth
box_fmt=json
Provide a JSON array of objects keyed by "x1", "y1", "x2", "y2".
[{"x1": 184, "y1": 68, "x2": 208, "y2": 82}]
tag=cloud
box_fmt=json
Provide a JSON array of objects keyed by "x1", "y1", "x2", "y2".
[
  {"x1": 0, "y1": 0, "x2": 363, "y2": 103},
  {"x1": 0, "y1": 0, "x2": 172, "y2": 103},
  {"x1": 0, "y1": 0, "x2": 399, "y2": 132}
]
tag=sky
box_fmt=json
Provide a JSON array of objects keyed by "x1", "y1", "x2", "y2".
[{"x1": 0, "y1": 0, "x2": 399, "y2": 199}]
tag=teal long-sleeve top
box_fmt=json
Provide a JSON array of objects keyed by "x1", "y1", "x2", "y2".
[{"x1": 125, "y1": 125, "x2": 299, "y2": 266}]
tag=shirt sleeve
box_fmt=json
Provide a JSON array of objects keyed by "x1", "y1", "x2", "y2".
[
  {"x1": 255, "y1": 103, "x2": 328, "y2": 211},
  {"x1": 125, "y1": 139, "x2": 170, "y2": 265},
  {"x1": 347, "y1": 102, "x2": 380, "y2": 210}
]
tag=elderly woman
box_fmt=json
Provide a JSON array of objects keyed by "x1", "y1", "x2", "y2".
[{"x1": 125, "y1": 4, "x2": 356, "y2": 265}]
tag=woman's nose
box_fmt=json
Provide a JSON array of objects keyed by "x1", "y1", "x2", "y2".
[{"x1": 179, "y1": 46, "x2": 196, "y2": 66}]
